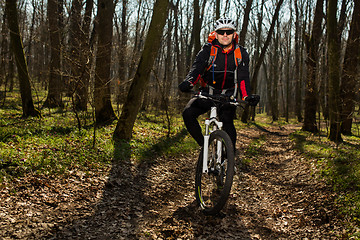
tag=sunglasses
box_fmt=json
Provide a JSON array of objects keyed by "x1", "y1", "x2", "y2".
[{"x1": 216, "y1": 29, "x2": 235, "y2": 35}]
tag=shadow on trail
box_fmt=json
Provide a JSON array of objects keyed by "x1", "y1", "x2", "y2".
[
  {"x1": 137, "y1": 128, "x2": 189, "y2": 161},
  {"x1": 45, "y1": 138, "x2": 144, "y2": 239},
  {"x1": 251, "y1": 122, "x2": 289, "y2": 137},
  {"x1": 47, "y1": 128, "x2": 232, "y2": 239}
]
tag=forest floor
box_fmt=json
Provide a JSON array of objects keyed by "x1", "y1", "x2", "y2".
[{"x1": 1, "y1": 121, "x2": 349, "y2": 239}]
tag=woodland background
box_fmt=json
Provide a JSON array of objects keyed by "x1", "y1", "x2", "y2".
[
  {"x1": 1, "y1": 0, "x2": 360, "y2": 238},
  {"x1": 0, "y1": 0, "x2": 359, "y2": 140}
]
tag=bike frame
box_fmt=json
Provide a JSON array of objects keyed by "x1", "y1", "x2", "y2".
[{"x1": 197, "y1": 93, "x2": 246, "y2": 174}]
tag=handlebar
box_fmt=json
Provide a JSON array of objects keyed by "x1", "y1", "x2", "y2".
[
  {"x1": 184, "y1": 90, "x2": 260, "y2": 107},
  {"x1": 193, "y1": 91, "x2": 248, "y2": 106}
]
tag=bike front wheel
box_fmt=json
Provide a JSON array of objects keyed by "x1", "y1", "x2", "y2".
[{"x1": 195, "y1": 130, "x2": 235, "y2": 215}]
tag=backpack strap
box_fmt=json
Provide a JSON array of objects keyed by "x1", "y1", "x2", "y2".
[
  {"x1": 233, "y1": 45, "x2": 243, "y2": 99},
  {"x1": 233, "y1": 46, "x2": 242, "y2": 67},
  {"x1": 206, "y1": 46, "x2": 218, "y2": 71}
]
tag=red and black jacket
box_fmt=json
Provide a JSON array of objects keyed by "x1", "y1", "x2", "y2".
[{"x1": 184, "y1": 39, "x2": 251, "y2": 100}]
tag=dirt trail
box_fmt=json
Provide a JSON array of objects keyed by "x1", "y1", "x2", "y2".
[{"x1": 1, "y1": 123, "x2": 345, "y2": 239}]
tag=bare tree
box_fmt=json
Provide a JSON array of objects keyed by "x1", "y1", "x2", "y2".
[
  {"x1": 215, "y1": 0, "x2": 220, "y2": 19},
  {"x1": 241, "y1": 0, "x2": 285, "y2": 122},
  {"x1": 115, "y1": 0, "x2": 129, "y2": 106},
  {"x1": 174, "y1": 0, "x2": 188, "y2": 109},
  {"x1": 191, "y1": 0, "x2": 201, "y2": 62},
  {"x1": 0, "y1": 9, "x2": 8, "y2": 88},
  {"x1": 284, "y1": 0, "x2": 293, "y2": 122},
  {"x1": 43, "y1": 0, "x2": 63, "y2": 108},
  {"x1": 68, "y1": 0, "x2": 82, "y2": 104},
  {"x1": 340, "y1": 0, "x2": 360, "y2": 135},
  {"x1": 114, "y1": 0, "x2": 169, "y2": 140},
  {"x1": 270, "y1": 23, "x2": 280, "y2": 121},
  {"x1": 161, "y1": 11, "x2": 174, "y2": 110},
  {"x1": 5, "y1": 0, "x2": 40, "y2": 117},
  {"x1": 128, "y1": 0, "x2": 145, "y2": 79},
  {"x1": 94, "y1": 0, "x2": 117, "y2": 124},
  {"x1": 239, "y1": 0, "x2": 253, "y2": 46},
  {"x1": 327, "y1": 0, "x2": 342, "y2": 142},
  {"x1": 75, "y1": 0, "x2": 94, "y2": 111},
  {"x1": 294, "y1": 0, "x2": 303, "y2": 122},
  {"x1": 302, "y1": 0, "x2": 323, "y2": 133}
]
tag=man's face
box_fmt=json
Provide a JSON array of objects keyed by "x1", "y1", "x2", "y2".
[{"x1": 215, "y1": 28, "x2": 235, "y2": 46}]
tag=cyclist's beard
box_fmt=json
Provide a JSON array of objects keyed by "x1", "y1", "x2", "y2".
[
  {"x1": 219, "y1": 39, "x2": 234, "y2": 49},
  {"x1": 220, "y1": 43, "x2": 231, "y2": 49}
]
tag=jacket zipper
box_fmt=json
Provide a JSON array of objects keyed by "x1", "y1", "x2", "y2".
[{"x1": 221, "y1": 52, "x2": 228, "y2": 90}]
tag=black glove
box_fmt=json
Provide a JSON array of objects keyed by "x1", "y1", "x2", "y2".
[
  {"x1": 178, "y1": 80, "x2": 193, "y2": 92},
  {"x1": 246, "y1": 95, "x2": 260, "y2": 106}
]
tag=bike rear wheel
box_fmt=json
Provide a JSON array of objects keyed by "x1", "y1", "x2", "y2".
[{"x1": 195, "y1": 130, "x2": 235, "y2": 215}]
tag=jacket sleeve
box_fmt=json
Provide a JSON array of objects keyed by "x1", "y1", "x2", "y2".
[
  {"x1": 182, "y1": 44, "x2": 211, "y2": 85},
  {"x1": 237, "y1": 46, "x2": 251, "y2": 100}
]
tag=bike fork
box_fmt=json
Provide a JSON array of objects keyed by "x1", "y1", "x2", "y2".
[
  {"x1": 202, "y1": 107, "x2": 222, "y2": 174},
  {"x1": 202, "y1": 121, "x2": 210, "y2": 173},
  {"x1": 202, "y1": 133, "x2": 223, "y2": 174}
]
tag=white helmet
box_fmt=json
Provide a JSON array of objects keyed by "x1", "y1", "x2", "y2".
[{"x1": 214, "y1": 17, "x2": 237, "y2": 31}]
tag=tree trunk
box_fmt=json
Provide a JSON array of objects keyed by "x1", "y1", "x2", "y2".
[
  {"x1": 267, "y1": 27, "x2": 280, "y2": 122},
  {"x1": 271, "y1": 26, "x2": 280, "y2": 122},
  {"x1": 239, "y1": 0, "x2": 253, "y2": 46},
  {"x1": 191, "y1": 0, "x2": 201, "y2": 61},
  {"x1": 35, "y1": 0, "x2": 48, "y2": 90},
  {"x1": 114, "y1": 0, "x2": 169, "y2": 140},
  {"x1": 174, "y1": 0, "x2": 187, "y2": 110},
  {"x1": 116, "y1": 0, "x2": 128, "y2": 106},
  {"x1": 74, "y1": 0, "x2": 93, "y2": 111},
  {"x1": 0, "y1": 10, "x2": 8, "y2": 87},
  {"x1": 68, "y1": 0, "x2": 82, "y2": 105},
  {"x1": 302, "y1": 0, "x2": 323, "y2": 133},
  {"x1": 285, "y1": 0, "x2": 292, "y2": 122},
  {"x1": 161, "y1": 12, "x2": 173, "y2": 110},
  {"x1": 241, "y1": 0, "x2": 284, "y2": 122},
  {"x1": 26, "y1": 0, "x2": 37, "y2": 70},
  {"x1": 294, "y1": 0, "x2": 303, "y2": 122},
  {"x1": 43, "y1": 0, "x2": 63, "y2": 108},
  {"x1": 7, "y1": 57, "x2": 15, "y2": 92},
  {"x1": 337, "y1": 0, "x2": 348, "y2": 43},
  {"x1": 340, "y1": 0, "x2": 360, "y2": 135},
  {"x1": 94, "y1": 0, "x2": 117, "y2": 124},
  {"x1": 129, "y1": 0, "x2": 144, "y2": 79},
  {"x1": 327, "y1": 0, "x2": 342, "y2": 142},
  {"x1": 5, "y1": 0, "x2": 40, "y2": 117},
  {"x1": 215, "y1": 0, "x2": 220, "y2": 19}
]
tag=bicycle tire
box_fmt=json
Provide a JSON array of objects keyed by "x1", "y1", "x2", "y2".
[{"x1": 195, "y1": 130, "x2": 235, "y2": 215}]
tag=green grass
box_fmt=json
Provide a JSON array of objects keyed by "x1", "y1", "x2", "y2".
[
  {"x1": 290, "y1": 128, "x2": 360, "y2": 235},
  {"x1": 244, "y1": 134, "x2": 266, "y2": 160},
  {"x1": 0, "y1": 110, "x2": 113, "y2": 180},
  {"x1": 0, "y1": 91, "x2": 198, "y2": 183},
  {"x1": 130, "y1": 112, "x2": 198, "y2": 162}
]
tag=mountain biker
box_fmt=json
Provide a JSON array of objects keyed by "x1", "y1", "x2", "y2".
[{"x1": 178, "y1": 17, "x2": 258, "y2": 149}]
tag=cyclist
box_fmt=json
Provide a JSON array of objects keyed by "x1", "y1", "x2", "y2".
[{"x1": 179, "y1": 17, "x2": 258, "y2": 149}]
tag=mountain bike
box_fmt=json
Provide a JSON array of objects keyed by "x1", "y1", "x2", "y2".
[{"x1": 194, "y1": 92, "x2": 259, "y2": 215}]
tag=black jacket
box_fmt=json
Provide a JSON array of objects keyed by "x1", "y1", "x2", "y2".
[{"x1": 184, "y1": 39, "x2": 251, "y2": 99}]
